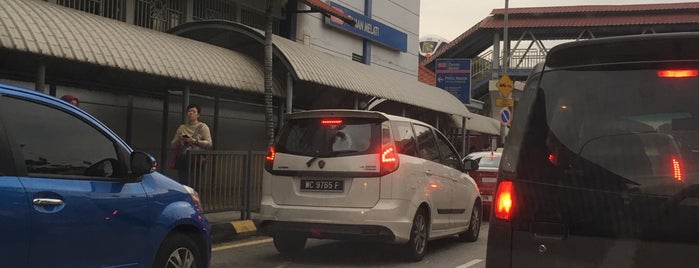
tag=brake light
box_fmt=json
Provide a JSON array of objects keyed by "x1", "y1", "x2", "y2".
[
  {"x1": 265, "y1": 146, "x2": 276, "y2": 161},
  {"x1": 494, "y1": 181, "x2": 514, "y2": 221},
  {"x1": 548, "y1": 153, "x2": 557, "y2": 165},
  {"x1": 321, "y1": 119, "x2": 343, "y2": 125},
  {"x1": 380, "y1": 146, "x2": 399, "y2": 174},
  {"x1": 657, "y1": 69, "x2": 698, "y2": 78},
  {"x1": 672, "y1": 157, "x2": 683, "y2": 181}
]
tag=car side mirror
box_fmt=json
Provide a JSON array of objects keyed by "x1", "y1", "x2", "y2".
[
  {"x1": 130, "y1": 151, "x2": 157, "y2": 179},
  {"x1": 463, "y1": 159, "x2": 479, "y2": 171}
]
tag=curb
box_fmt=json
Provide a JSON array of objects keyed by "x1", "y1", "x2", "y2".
[{"x1": 211, "y1": 219, "x2": 260, "y2": 245}]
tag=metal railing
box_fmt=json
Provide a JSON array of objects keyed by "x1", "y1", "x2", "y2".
[
  {"x1": 134, "y1": 0, "x2": 185, "y2": 32},
  {"x1": 192, "y1": 0, "x2": 237, "y2": 21},
  {"x1": 471, "y1": 49, "x2": 546, "y2": 79},
  {"x1": 184, "y1": 150, "x2": 266, "y2": 217},
  {"x1": 56, "y1": 0, "x2": 126, "y2": 21}
]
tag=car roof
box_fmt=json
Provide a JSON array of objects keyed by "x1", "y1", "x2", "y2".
[
  {"x1": 0, "y1": 82, "x2": 131, "y2": 151},
  {"x1": 546, "y1": 32, "x2": 699, "y2": 68},
  {"x1": 286, "y1": 109, "x2": 434, "y2": 127}
]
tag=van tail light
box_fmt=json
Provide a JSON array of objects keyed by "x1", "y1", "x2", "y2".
[
  {"x1": 494, "y1": 180, "x2": 514, "y2": 221},
  {"x1": 672, "y1": 157, "x2": 683, "y2": 181},
  {"x1": 380, "y1": 145, "x2": 399, "y2": 174},
  {"x1": 264, "y1": 146, "x2": 276, "y2": 172},
  {"x1": 658, "y1": 69, "x2": 698, "y2": 78},
  {"x1": 266, "y1": 146, "x2": 276, "y2": 161}
]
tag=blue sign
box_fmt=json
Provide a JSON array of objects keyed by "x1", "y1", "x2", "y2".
[
  {"x1": 326, "y1": 2, "x2": 408, "y2": 52},
  {"x1": 435, "y1": 59, "x2": 471, "y2": 104},
  {"x1": 500, "y1": 107, "x2": 512, "y2": 126}
]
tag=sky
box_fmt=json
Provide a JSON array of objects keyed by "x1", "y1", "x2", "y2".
[{"x1": 419, "y1": 0, "x2": 695, "y2": 41}]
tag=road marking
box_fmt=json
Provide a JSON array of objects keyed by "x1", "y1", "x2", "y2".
[
  {"x1": 212, "y1": 238, "x2": 273, "y2": 252},
  {"x1": 456, "y1": 259, "x2": 484, "y2": 268}
]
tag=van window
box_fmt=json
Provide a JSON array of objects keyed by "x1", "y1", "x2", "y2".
[
  {"x1": 413, "y1": 124, "x2": 440, "y2": 163},
  {"x1": 276, "y1": 117, "x2": 382, "y2": 157},
  {"x1": 390, "y1": 121, "x2": 417, "y2": 157},
  {"x1": 435, "y1": 131, "x2": 461, "y2": 169},
  {"x1": 2, "y1": 97, "x2": 121, "y2": 178},
  {"x1": 537, "y1": 64, "x2": 699, "y2": 193}
]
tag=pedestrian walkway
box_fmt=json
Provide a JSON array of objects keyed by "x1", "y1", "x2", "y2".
[{"x1": 205, "y1": 211, "x2": 261, "y2": 244}]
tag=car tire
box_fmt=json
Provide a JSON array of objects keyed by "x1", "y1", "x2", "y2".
[
  {"x1": 459, "y1": 202, "x2": 482, "y2": 242},
  {"x1": 153, "y1": 233, "x2": 203, "y2": 268},
  {"x1": 273, "y1": 234, "x2": 307, "y2": 256},
  {"x1": 404, "y1": 209, "x2": 428, "y2": 262}
]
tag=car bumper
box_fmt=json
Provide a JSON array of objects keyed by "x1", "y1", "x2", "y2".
[{"x1": 259, "y1": 196, "x2": 417, "y2": 243}]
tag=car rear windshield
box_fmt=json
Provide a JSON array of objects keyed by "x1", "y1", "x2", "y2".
[
  {"x1": 276, "y1": 117, "x2": 383, "y2": 157},
  {"x1": 541, "y1": 63, "x2": 699, "y2": 192}
]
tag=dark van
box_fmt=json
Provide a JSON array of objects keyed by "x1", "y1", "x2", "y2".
[{"x1": 486, "y1": 33, "x2": 699, "y2": 267}]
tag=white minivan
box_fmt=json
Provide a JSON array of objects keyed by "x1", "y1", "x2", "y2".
[{"x1": 259, "y1": 110, "x2": 482, "y2": 261}]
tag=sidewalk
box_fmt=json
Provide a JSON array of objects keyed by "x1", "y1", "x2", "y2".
[{"x1": 205, "y1": 211, "x2": 261, "y2": 245}]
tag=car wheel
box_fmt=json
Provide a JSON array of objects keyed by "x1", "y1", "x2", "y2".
[
  {"x1": 153, "y1": 233, "x2": 203, "y2": 268},
  {"x1": 459, "y1": 202, "x2": 482, "y2": 242},
  {"x1": 273, "y1": 234, "x2": 307, "y2": 256},
  {"x1": 404, "y1": 209, "x2": 428, "y2": 262}
]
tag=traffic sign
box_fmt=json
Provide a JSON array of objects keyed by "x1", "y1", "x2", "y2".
[
  {"x1": 499, "y1": 107, "x2": 513, "y2": 126},
  {"x1": 496, "y1": 98, "x2": 514, "y2": 107},
  {"x1": 496, "y1": 74, "x2": 514, "y2": 98},
  {"x1": 435, "y1": 59, "x2": 472, "y2": 104}
]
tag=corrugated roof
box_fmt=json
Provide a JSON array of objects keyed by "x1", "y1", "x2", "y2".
[
  {"x1": 423, "y1": 2, "x2": 699, "y2": 67},
  {"x1": 169, "y1": 21, "x2": 472, "y2": 118},
  {"x1": 451, "y1": 114, "x2": 500, "y2": 135},
  {"x1": 491, "y1": 2, "x2": 699, "y2": 15},
  {"x1": 418, "y1": 65, "x2": 436, "y2": 86},
  {"x1": 271, "y1": 34, "x2": 472, "y2": 118},
  {"x1": 0, "y1": 0, "x2": 283, "y2": 96}
]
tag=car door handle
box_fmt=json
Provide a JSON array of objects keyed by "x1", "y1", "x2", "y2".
[
  {"x1": 33, "y1": 198, "x2": 64, "y2": 206},
  {"x1": 530, "y1": 222, "x2": 567, "y2": 240},
  {"x1": 425, "y1": 170, "x2": 434, "y2": 176}
]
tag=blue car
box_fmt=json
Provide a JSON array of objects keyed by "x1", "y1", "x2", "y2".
[{"x1": 0, "y1": 83, "x2": 211, "y2": 268}]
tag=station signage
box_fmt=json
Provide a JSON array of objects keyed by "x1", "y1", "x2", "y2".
[
  {"x1": 326, "y1": 2, "x2": 408, "y2": 52},
  {"x1": 435, "y1": 59, "x2": 471, "y2": 104}
]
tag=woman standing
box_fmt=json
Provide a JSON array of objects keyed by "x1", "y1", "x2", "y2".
[{"x1": 170, "y1": 104, "x2": 212, "y2": 185}]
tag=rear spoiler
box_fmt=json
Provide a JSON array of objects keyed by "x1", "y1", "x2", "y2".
[{"x1": 285, "y1": 110, "x2": 389, "y2": 121}]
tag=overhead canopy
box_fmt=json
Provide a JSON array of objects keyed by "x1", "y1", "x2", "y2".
[
  {"x1": 169, "y1": 21, "x2": 473, "y2": 118},
  {"x1": 0, "y1": 0, "x2": 283, "y2": 96},
  {"x1": 452, "y1": 114, "x2": 501, "y2": 136}
]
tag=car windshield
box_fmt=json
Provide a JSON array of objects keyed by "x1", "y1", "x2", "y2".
[
  {"x1": 276, "y1": 117, "x2": 382, "y2": 157},
  {"x1": 541, "y1": 64, "x2": 699, "y2": 192}
]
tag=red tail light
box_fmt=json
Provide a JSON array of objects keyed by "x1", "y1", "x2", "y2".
[
  {"x1": 321, "y1": 119, "x2": 343, "y2": 125},
  {"x1": 265, "y1": 146, "x2": 276, "y2": 161},
  {"x1": 547, "y1": 153, "x2": 557, "y2": 165},
  {"x1": 658, "y1": 69, "x2": 698, "y2": 78},
  {"x1": 672, "y1": 157, "x2": 683, "y2": 181},
  {"x1": 494, "y1": 181, "x2": 514, "y2": 221},
  {"x1": 380, "y1": 146, "x2": 399, "y2": 174}
]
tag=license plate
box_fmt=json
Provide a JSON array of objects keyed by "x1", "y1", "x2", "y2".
[
  {"x1": 482, "y1": 177, "x2": 497, "y2": 183},
  {"x1": 482, "y1": 195, "x2": 493, "y2": 202},
  {"x1": 300, "y1": 179, "x2": 344, "y2": 191}
]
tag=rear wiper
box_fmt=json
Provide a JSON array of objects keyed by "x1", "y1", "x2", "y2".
[{"x1": 306, "y1": 150, "x2": 320, "y2": 167}]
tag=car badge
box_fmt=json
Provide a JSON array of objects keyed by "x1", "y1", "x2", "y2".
[{"x1": 318, "y1": 160, "x2": 325, "y2": 169}]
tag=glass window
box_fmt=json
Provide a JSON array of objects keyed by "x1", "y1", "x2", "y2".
[
  {"x1": 435, "y1": 131, "x2": 461, "y2": 170},
  {"x1": 276, "y1": 117, "x2": 382, "y2": 157},
  {"x1": 413, "y1": 124, "x2": 440, "y2": 163},
  {"x1": 390, "y1": 121, "x2": 417, "y2": 157},
  {"x1": 2, "y1": 97, "x2": 121, "y2": 178},
  {"x1": 539, "y1": 63, "x2": 699, "y2": 192}
]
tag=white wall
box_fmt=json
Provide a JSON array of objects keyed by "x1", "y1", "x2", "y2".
[{"x1": 295, "y1": 0, "x2": 420, "y2": 77}]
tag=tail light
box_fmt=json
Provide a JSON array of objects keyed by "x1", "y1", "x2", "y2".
[
  {"x1": 380, "y1": 145, "x2": 399, "y2": 174},
  {"x1": 265, "y1": 146, "x2": 276, "y2": 161},
  {"x1": 494, "y1": 180, "x2": 514, "y2": 221},
  {"x1": 264, "y1": 146, "x2": 276, "y2": 172},
  {"x1": 657, "y1": 69, "x2": 698, "y2": 78},
  {"x1": 672, "y1": 157, "x2": 683, "y2": 181}
]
